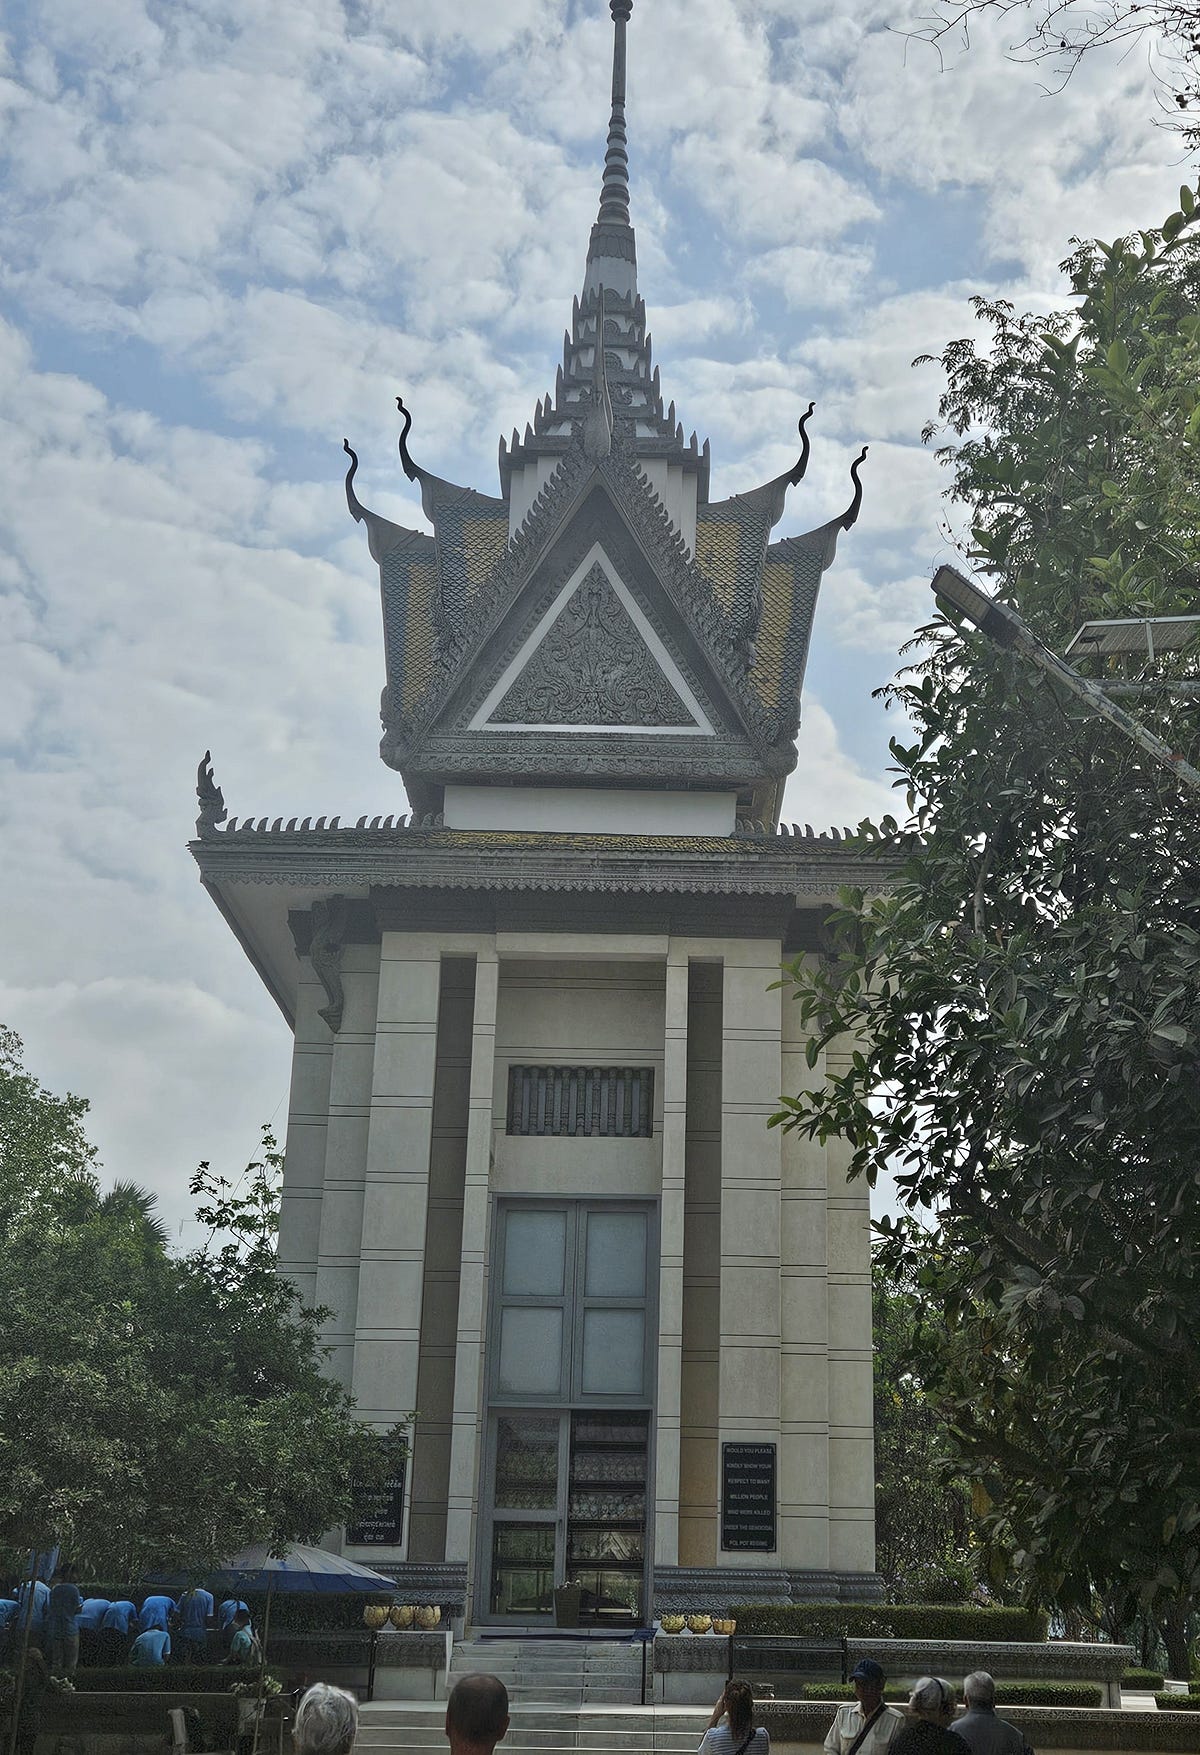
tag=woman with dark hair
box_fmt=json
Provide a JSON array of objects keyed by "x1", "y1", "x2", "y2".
[
  {"x1": 699, "y1": 1681, "x2": 769, "y2": 1755},
  {"x1": 891, "y1": 1678, "x2": 962, "y2": 1755}
]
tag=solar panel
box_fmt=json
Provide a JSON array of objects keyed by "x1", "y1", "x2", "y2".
[{"x1": 1065, "y1": 616, "x2": 1200, "y2": 659}]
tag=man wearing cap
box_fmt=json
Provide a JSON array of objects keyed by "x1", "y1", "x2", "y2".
[{"x1": 824, "y1": 1659, "x2": 904, "y2": 1755}]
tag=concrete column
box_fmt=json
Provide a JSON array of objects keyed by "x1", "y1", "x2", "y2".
[
  {"x1": 825, "y1": 1044, "x2": 876, "y2": 1572},
  {"x1": 653, "y1": 949, "x2": 690, "y2": 1565},
  {"x1": 349, "y1": 933, "x2": 444, "y2": 1498},
  {"x1": 717, "y1": 940, "x2": 783, "y2": 1563},
  {"x1": 314, "y1": 947, "x2": 381, "y2": 1391},
  {"x1": 445, "y1": 946, "x2": 499, "y2": 1580},
  {"x1": 276, "y1": 958, "x2": 333, "y2": 1311},
  {"x1": 779, "y1": 954, "x2": 831, "y2": 1569}
]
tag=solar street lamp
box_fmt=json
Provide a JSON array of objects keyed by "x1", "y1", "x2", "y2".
[{"x1": 930, "y1": 564, "x2": 1200, "y2": 794}]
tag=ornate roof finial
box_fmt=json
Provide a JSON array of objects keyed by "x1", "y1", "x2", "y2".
[
  {"x1": 839, "y1": 446, "x2": 869, "y2": 530},
  {"x1": 396, "y1": 395, "x2": 420, "y2": 483},
  {"x1": 196, "y1": 750, "x2": 227, "y2": 839},
  {"x1": 585, "y1": 2, "x2": 637, "y2": 297},
  {"x1": 598, "y1": 1, "x2": 633, "y2": 230},
  {"x1": 787, "y1": 402, "x2": 816, "y2": 487}
]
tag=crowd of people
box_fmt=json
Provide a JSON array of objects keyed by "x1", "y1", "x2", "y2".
[
  {"x1": 0, "y1": 1565, "x2": 259, "y2": 1675},
  {"x1": 2, "y1": 1592, "x2": 1029, "y2": 1755}
]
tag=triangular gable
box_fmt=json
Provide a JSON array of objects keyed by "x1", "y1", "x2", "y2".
[{"x1": 471, "y1": 546, "x2": 711, "y2": 734}]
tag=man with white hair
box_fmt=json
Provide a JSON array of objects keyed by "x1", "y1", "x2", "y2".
[
  {"x1": 951, "y1": 1672, "x2": 1026, "y2": 1755},
  {"x1": 294, "y1": 1683, "x2": 359, "y2": 1755}
]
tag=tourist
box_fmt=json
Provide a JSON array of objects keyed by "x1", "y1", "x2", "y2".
[
  {"x1": 892, "y1": 1678, "x2": 962, "y2": 1755},
  {"x1": 175, "y1": 1585, "x2": 215, "y2": 1663},
  {"x1": 224, "y1": 1608, "x2": 261, "y2": 1666},
  {"x1": 46, "y1": 1565, "x2": 83, "y2": 1677},
  {"x1": 14, "y1": 1576, "x2": 50, "y2": 1644},
  {"x1": 951, "y1": 1673, "x2": 1027, "y2": 1755},
  {"x1": 825, "y1": 1659, "x2": 904, "y2": 1755},
  {"x1": 700, "y1": 1681, "x2": 769, "y2": 1755},
  {"x1": 218, "y1": 1596, "x2": 251, "y2": 1645},
  {"x1": 138, "y1": 1590, "x2": 176, "y2": 1634},
  {"x1": 445, "y1": 1674, "x2": 510, "y2": 1755},
  {"x1": 130, "y1": 1626, "x2": 172, "y2": 1666},
  {"x1": 294, "y1": 1682, "x2": 360, "y2": 1755},
  {"x1": 78, "y1": 1594, "x2": 111, "y2": 1665},
  {"x1": 98, "y1": 1597, "x2": 138, "y2": 1665}
]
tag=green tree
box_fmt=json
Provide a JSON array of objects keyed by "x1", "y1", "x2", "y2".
[
  {"x1": 873, "y1": 1260, "x2": 977, "y2": 1604},
  {"x1": 774, "y1": 194, "x2": 1200, "y2": 1671},
  {"x1": 0, "y1": 1033, "x2": 405, "y2": 1580}
]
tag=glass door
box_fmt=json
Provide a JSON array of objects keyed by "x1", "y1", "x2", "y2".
[
  {"x1": 479, "y1": 1201, "x2": 655, "y2": 1625},
  {"x1": 488, "y1": 1413, "x2": 567, "y2": 1618},
  {"x1": 567, "y1": 1411, "x2": 649, "y2": 1625}
]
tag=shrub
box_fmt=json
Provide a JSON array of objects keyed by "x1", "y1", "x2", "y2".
[
  {"x1": 730, "y1": 1605, "x2": 1048, "y2": 1641},
  {"x1": 1154, "y1": 1694, "x2": 1200, "y2": 1711},
  {"x1": 796, "y1": 1682, "x2": 1101, "y2": 1709},
  {"x1": 73, "y1": 1666, "x2": 260, "y2": 1693},
  {"x1": 1123, "y1": 1669, "x2": 1166, "y2": 1691}
]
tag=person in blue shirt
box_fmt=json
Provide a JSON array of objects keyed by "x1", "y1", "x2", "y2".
[
  {"x1": 223, "y1": 1609, "x2": 260, "y2": 1668},
  {"x1": 15, "y1": 1579, "x2": 49, "y2": 1639},
  {"x1": 77, "y1": 1597, "x2": 110, "y2": 1666},
  {"x1": 175, "y1": 1587, "x2": 214, "y2": 1663},
  {"x1": 98, "y1": 1599, "x2": 137, "y2": 1666},
  {"x1": 217, "y1": 1597, "x2": 250, "y2": 1650},
  {"x1": 138, "y1": 1594, "x2": 175, "y2": 1634},
  {"x1": 130, "y1": 1628, "x2": 171, "y2": 1666},
  {"x1": 45, "y1": 1566, "x2": 83, "y2": 1676}
]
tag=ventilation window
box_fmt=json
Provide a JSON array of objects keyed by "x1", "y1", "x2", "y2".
[{"x1": 507, "y1": 1066, "x2": 654, "y2": 1138}]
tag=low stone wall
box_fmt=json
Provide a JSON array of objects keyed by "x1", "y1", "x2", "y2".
[
  {"x1": 847, "y1": 1641, "x2": 1133, "y2": 1708},
  {"x1": 762, "y1": 1704, "x2": 1200, "y2": 1753}
]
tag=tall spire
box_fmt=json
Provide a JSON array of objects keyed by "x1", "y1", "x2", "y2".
[{"x1": 585, "y1": 1, "x2": 637, "y2": 299}]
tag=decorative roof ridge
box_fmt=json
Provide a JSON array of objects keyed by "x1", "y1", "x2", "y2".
[
  {"x1": 342, "y1": 440, "x2": 434, "y2": 564},
  {"x1": 389, "y1": 446, "x2": 595, "y2": 750},
  {"x1": 704, "y1": 403, "x2": 816, "y2": 531},
  {"x1": 769, "y1": 444, "x2": 869, "y2": 567},
  {"x1": 393, "y1": 396, "x2": 505, "y2": 527},
  {"x1": 595, "y1": 439, "x2": 780, "y2": 747},
  {"x1": 195, "y1": 812, "x2": 879, "y2": 849}
]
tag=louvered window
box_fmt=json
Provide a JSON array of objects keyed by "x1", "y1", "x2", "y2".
[{"x1": 506, "y1": 1066, "x2": 654, "y2": 1137}]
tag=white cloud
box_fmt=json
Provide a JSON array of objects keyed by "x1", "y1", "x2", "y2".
[{"x1": 0, "y1": 0, "x2": 1191, "y2": 1215}]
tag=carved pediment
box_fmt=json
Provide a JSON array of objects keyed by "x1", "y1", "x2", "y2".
[{"x1": 482, "y1": 557, "x2": 703, "y2": 731}]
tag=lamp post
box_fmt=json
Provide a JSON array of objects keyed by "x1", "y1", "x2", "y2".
[{"x1": 930, "y1": 564, "x2": 1200, "y2": 795}]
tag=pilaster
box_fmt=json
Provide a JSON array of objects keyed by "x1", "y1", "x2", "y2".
[
  {"x1": 825, "y1": 1043, "x2": 876, "y2": 1572},
  {"x1": 779, "y1": 954, "x2": 831, "y2": 1569},
  {"x1": 653, "y1": 948, "x2": 689, "y2": 1565},
  {"x1": 314, "y1": 947, "x2": 381, "y2": 1391},
  {"x1": 446, "y1": 946, "x2": 500, "y2": 1577},
  {"x1": 717, "y1": 940, "x2": 783, "y2": 1565},
  {"x1": 276, "y1": 958, "x2": 333, "y2": 1310},
  {"x1": 349, "y1": 933, "x2": 444, "y2": 1517}
]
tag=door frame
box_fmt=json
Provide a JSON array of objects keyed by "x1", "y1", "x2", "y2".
[{"x1": 473, "y1": 1196, "x2": 659, "y2": 1627}]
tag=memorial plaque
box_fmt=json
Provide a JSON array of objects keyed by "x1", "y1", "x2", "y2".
[
  {"x1": 347, "y1": 1463, "x2": 407, "y2": 1546},
  {"x1": 720, "y1": 1442, "x2": 776, "y2": 1552}
]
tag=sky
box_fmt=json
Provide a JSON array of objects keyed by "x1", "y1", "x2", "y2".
[{"x1": 0, "y1": 0, "x2": 1187, "y2": 1242}]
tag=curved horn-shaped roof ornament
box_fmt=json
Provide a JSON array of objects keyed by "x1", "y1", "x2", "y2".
[
  {"x1": 787, "y1": 402, "x2": 815, "y2": 487},
  {"x1": 840, "y1": 445, "x2": 868, "y2": 531},
  {"x1": 343, "y1": 439, "x2": 367, "y2": 523},
  {"x1": 396, "y1": 395, "x2": 420, "y2": 483}
]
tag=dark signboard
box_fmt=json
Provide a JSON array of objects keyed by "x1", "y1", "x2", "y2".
[
  {"x1": 720, "y1": 1442, "x2": 776, "y2": 1552},
  {"x1": 347, "y1": 1463, "x2": 407, "y2": 1547}
]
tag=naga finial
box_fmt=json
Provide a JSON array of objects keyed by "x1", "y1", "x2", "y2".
[
  {"x1": 396, "y1": 395, "x2": 420, "y2": 483},
  {"x1": 343, "y1": 438, "x2": 366, "y2": 523},
  {"x1": 196, "y1": 749, "x2": 227, "y2": 838},
  {"x1": 787, "y1": 402, "x2": 816, "y2": 486},
  {"x1": 840, "y1": 445, "x2": 868, "y2": 531}
]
